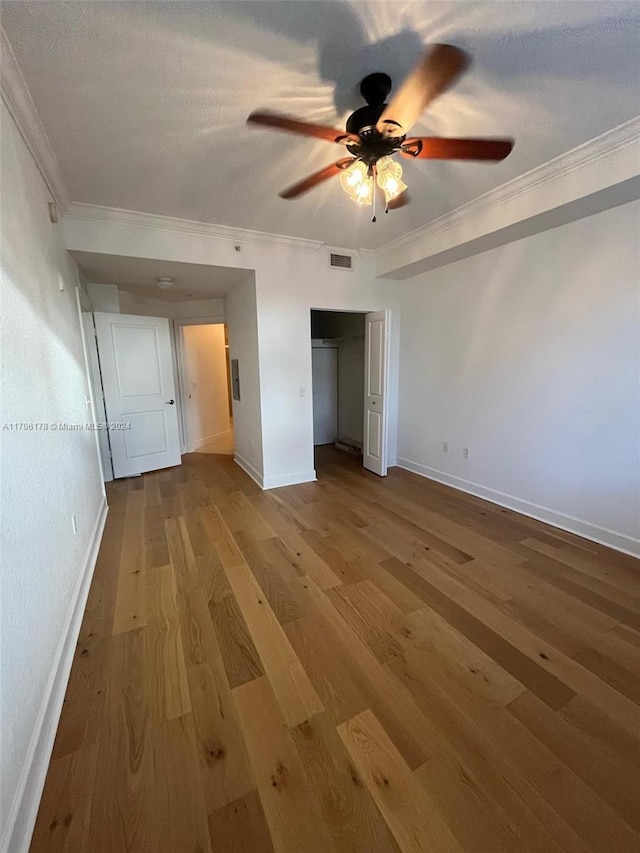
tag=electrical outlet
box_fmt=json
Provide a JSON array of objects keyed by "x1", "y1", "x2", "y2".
[
  {"x1": 463, "y1": 447, "x2": 471, "y2": 459},
  {"x1": 442, "y1": 441, "x2": 449, "y2": 453},
  {"x1": 71, "y1": 513, "x2": 78, "y2": 535},
  {"x1": 299, "y1": 386, "x2": 305, "y2": 397}
]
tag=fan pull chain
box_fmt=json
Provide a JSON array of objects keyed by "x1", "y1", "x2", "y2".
[{"x1": 371, "y1": 165, "x2": 377, "y2": 222}]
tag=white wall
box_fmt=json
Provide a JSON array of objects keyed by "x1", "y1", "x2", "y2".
[
  {"x1": 87, "y1": 281, "x2": 119, "y2": 312},
  {"x1": 182, "y1": 324, "x2": 230, "y2": 448},
  {"x1": 225, "y1": 275, "x2": 264, "y2": 482},
  {"x1": 0, "y1": 101, "x2": 105, "y2": 851},
  {"x1": 117, "y1": 289, "x2": 225, "y2": 319},
  {"x1": 254, "y1": 253, "x2": 399, "y2": 487},
  {"x1": 397, "y1": 199, "x2": 640, "y2": 555},
  {"x1": 64, "y1": 215, "x2": 400, "y2": 489}
]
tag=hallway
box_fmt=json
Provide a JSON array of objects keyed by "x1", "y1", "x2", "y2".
[
  {"x1": 197, "y1": 428, "x2": 235, "y2": 456},
  {"x1": 31, "y1": 450, "x2": 640, "y2": 852}
]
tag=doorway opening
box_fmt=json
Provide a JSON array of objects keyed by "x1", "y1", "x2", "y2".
[
  {"x1": 311, "y1": 309, "x2": 366, "y2": 466},
  {"x1": 179, "y1": 323, "x2": 234, "y2": 455},
  {"x1": 311, "y1": 308, "x2": 390, "y2": 477}
]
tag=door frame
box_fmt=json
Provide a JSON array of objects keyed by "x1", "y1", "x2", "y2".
[
  {"x1": 76, "y1": 288, "x2": 112, "y2": 486},
  {"x1": 94, "y1": 311, "x2": 182, "y2": 478},
  {"x1": 309, "y1": 306, "x2": 392, "y2": 475},
  {"x1": 174, "y1": 315, "x2": 229, "y2": 454}
]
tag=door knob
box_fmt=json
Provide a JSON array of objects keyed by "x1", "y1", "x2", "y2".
[{"x1": 166, "y1": 399, "x2": 175, "y2": 405}]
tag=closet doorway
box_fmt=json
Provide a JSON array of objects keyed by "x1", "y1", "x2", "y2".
[{"x1": 310, "y1": 309, "x2": 366, "y2": 459}]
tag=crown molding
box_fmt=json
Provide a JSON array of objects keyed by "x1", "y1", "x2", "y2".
[
  {"x1": 64, "y1": 202, "x2": 325, "y2": 254},
  {"x1": 357, "y1": 248, "x2": 377, "y2": 262},
  {"x1": 1, "y1": 27, "x2": 70, "y2": 211},
  {"x1": 378, "y1": 115, "x2": 640, "y2": 263}
]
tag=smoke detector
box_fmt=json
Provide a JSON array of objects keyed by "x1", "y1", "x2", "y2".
[{"x1": 156, "y1": 276, "x2": 175, "y2": 290}]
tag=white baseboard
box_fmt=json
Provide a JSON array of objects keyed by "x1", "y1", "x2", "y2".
[
  {"x1": 396, "y1": 458, "x2": 640, "y2": 559},
  {"x1": 194, "y1": 428, "x2": 232, "y2": 450},
  {"x1": 263, "y1": 470, "x2": 317, "y2": 490},
  {"x1": 234, "y1": 455, "x2": 317, "y2": 492},
  {"x1": 4, "y1": 498, "x2": 108, "y2": 853},
  {"x1": 234, "y1": 453, "x2": 264, "y2": 489}
]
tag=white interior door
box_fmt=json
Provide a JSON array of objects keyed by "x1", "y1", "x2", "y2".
[
  {"x1": 94, "y1": 312, "x2": 181, "y2": 478},
  {"x1": 363, "y1": 309, "x2": 389, "y2": 476},
  {"x1": 312, "y1": 346, "x2": 338, "y2": 445}
]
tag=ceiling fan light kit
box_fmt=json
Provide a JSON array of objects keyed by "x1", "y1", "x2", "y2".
[
  {"x1": 375, "y1": 156, "x2": 407, "y2": 207},
  {"x1": 247, "y1": 44, "x2": 514, "y2": 221},
  {"x1": 339, "y1": 161, "x2": 372, "y2": 204}
]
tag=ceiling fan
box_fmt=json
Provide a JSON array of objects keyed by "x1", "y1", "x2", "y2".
[{"x1": 247, "y1": 44, "x2": 514, "y2": 219}]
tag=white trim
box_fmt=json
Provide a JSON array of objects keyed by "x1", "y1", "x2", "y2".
[
  {"x1": 4, "y1": 499, "x2": 108, "y2": 853},
  {"x1": 234, "y1": 453, "x2": 264, "y2": 489},
  {"x1": 1, "y1": 27, "x2": 70, "y2": 210},
  {"x1": 194, "y1": 429, "x2": 232, "y2": 450},
  {"x1": 76, "y1": 289, "x2": 111, "y2": 489},
  {"x1": 64, "y1": 202, "x2": 324, "y2": 254},
  {"x1": 174, "y1": 315, "x2": 226, "y2": 327},
  {"x1": 263, "y1": 470, "x2": 317, "y2": 490},
  {"x1": 357, "y1": 248, "x2": 377, "y2": 263},
  {"x1": 233, "y1": 457, "x2": 317, "y2": 491},
  {"x1": 396, "y1": 458, "x2": 640, "y2": 559}
]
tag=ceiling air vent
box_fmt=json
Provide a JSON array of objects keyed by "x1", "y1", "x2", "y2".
[{"x1": 328, "y1": 251, "x2": 354, "y2": 271}]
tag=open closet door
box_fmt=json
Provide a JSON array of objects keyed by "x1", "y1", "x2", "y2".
[
  {"x1": 94, "y1": 312, "x2": 181, "y2": 478},
  {"x1": 363, "y1": 309, "x2": 389, "y2": 476}
]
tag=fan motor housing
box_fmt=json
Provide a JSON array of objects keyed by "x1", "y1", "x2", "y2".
[
  {"x1": 346, "y1": 73, "x2": 405, "y2": 165},
  {"x1": 345, "y1": 104, "x2": 385, "y2": 136}
]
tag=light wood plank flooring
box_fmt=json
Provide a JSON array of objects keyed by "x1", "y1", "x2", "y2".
[
  {"x1": 31, "y1": 448, "x2": 640, "y2": 852},
  {"x1": 198, "y1": 429, "x2": 234, "y2": 456}
]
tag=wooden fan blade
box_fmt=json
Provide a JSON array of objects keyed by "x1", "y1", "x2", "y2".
[
  {"x1": 248, "y1": 111, "x2": 357, "y2": 144},
  {"x1": 279, "y1": 158, "x2": 356, "y2": 199},
  {"x1": 401, "y1": 137, "x2": 514, "y2": 161},
  {"x1": 376, "y1": 44, "x2": 469, "y2": 138}
]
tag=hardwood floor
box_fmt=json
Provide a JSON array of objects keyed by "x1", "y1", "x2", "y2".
[
  {"x1": 31, "y1": 448, "x2": 640, "y2": 852},
  {"x1": 198, "y1": 429, "x2": 235, "y2": 456}
]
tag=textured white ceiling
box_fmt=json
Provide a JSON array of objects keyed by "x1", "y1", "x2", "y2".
[
  {"x1": 70, "y1": 251, "x2": 249, "y2": 301},
  {"x1": 3, "y1": 1, "x2": 639, "y2": 249}
]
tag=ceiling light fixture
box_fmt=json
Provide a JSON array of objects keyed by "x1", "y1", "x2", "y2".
[
  {"x1": 156, "y1": 276, "x2": 175, "y2": 290},
  {"x1": 375, "y1": 156, "x2": 407, "y2": 207},
  {"x1": 339, "y1": 156, "x2": 406, "y2": 220},
  {"x1": 339, "y1": 160, "x2": 372, "y2": 205}
]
